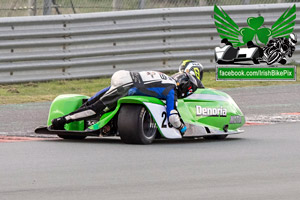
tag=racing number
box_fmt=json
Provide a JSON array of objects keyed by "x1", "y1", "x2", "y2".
[
  {"x1": 161, "y1": 111, "x2": 167, "y2": 128},
  {"x1": 161, "y1": 111, "x2": 173, "y2": 128},
  {"x1": 159, "y1": 73, "x2": 167, "y2": 80},
  {"x1": 193, "y1": 68, "x2": 200, "y2": 80},
  {"x1": 162, "y1": 110, "x2": 175, "y2": 128}
]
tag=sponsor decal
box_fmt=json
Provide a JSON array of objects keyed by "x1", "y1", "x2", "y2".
[
  {"x1": 196, "y1": 106, "x2": 227, "y2": 117},
  {"x1": 230, "y1": 116, "x2": 242, "y2": 124}
]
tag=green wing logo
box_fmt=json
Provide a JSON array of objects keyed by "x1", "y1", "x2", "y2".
[{"x1": 214, "y1": 5, "x2": 296, "y2": 47}]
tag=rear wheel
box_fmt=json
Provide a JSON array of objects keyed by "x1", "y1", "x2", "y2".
[
  {"x1": 279, "y1": 58, "x2": 287, "y2": 64},
  {"x1": 118, "y1": 104, "x2": 157, "y2": 144}
]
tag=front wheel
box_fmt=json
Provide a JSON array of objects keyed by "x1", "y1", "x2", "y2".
[
  {"x1": 118, "y1": 104, "x2": 157, "y2": 144},
  {"x1": 266, "y1": 51, "x2": 281, "y2": 65}
]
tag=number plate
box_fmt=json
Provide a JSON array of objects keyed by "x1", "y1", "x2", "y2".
[{"x1": 143, "y1": 102, "x2": 182, "y2": 139}]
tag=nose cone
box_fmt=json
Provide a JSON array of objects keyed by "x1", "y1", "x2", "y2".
[{"x1": 177, "y1": 88, "x2": 245, "y2": 131}]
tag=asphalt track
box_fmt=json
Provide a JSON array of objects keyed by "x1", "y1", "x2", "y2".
[
  {"x1": 0, "y1": 84, "x2": 300, "y2": 199},
  {"x1": 1, "y1": 122, "x2": 300, "y2": 200}
]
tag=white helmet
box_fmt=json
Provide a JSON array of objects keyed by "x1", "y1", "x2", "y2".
[{"x1": 289, "y1": 33, "x2": 297, "y2": 46}]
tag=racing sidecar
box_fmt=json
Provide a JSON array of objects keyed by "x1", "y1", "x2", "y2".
[
  {"x1": 215, "y1": 45, "x2": 261, "y2": 64},
  {"x1": 35, "y1": 88, "x2": 245, "y2": 144}
]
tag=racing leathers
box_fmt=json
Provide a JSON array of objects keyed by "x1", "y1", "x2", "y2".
[
  {"x1": 267, "y1": 37, "x2": 295, "y2": 57},
  {"x1": 52, "y1": 70, "x2": 186, "y2": 134}
]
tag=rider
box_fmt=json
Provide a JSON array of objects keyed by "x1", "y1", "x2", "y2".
[
  {"x1": 51, "y1": 67, "x2": 203, "y2": 134},
  {"x1": 264, "y1": 33, "x2": 297, "y2": 64},
  {"x1": 219, "y1": 38, "x2": 233, "y2": 47},
  {"x1": 77, "y1": 60, "x2": 205, "y2": 112},
  {"x1": 287, "y1": 33, "x2": 297, "y2": 57}
]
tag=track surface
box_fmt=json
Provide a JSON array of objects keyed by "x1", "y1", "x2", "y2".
[
  {"x1": 1, "y1": 84, "x2": 300, "y2": 199},
  {"x1": 1, "y1": 122, "x2": 300, "y2": 200},
  {"x1": 222, "y1": 84, "x2": 300, "y2": 114}
]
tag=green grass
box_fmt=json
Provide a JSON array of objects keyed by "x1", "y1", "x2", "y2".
[
  {"x1": 0, "y1": 78, "x2": 111, "y2": 104},
  {"x1": 0, "y1": 67, "x2": 299, "y2": 105}
]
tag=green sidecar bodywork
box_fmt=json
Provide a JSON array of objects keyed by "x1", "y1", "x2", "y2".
[{"x1": 36, "y1": 88, "x2": 245, "y2": 144}]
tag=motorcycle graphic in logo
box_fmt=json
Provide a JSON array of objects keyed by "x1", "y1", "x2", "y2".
[{"x1": 214, "y1": 5, "x2": 297, "y2": 65}]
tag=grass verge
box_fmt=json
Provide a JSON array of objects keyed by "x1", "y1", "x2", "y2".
[{"x1": 0, "y1": 66, "x2": 299, "y2": 105}]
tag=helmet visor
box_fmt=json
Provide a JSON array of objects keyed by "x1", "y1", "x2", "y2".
[{"x1": 186, "y1": 73, "x2": 199, "y2": 88}]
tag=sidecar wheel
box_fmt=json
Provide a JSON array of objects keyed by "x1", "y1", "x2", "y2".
[
  {"x1": 252, "y1": 58, "x2": 260, "y2": 64},
  {"x1": 118, "y1": 104, "x2": 157, "y2": 144}
]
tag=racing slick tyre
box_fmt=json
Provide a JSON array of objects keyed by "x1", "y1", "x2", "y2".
[
  {"x1": 252, "y1": 58, "x2": 260, "y2": 64},
  {"x1": 279, "y1": 58, "x2": 287, "y2": 65},
  {"x1": 203, "y1": 135, "x2": 228, "y2": 140},
  {"x1": 118, "y1": 104, "x2": 157, "y2": 144},
  {"x1": 57, "y1": 134, "x2": 87, "y2": 140}
]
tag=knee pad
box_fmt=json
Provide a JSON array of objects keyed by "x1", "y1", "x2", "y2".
[{"x1": 169, "y1": 110, "x2": 182, "y2": 129}]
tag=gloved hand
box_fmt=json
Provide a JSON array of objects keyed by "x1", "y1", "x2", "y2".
[
  {"x1": 51, "y1": 117, "x2": 67, "y2": 130},
  {"x1": 169, "y1": 110, "x2": 186, "y2": 135}
]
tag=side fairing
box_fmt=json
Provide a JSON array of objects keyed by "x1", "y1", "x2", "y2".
[
  {"x1": 90, "y1": 89, "x2": 244, "y2": 138},
  {"x1": 48, "y1": 89, "x2": 244, "y2": 138},
  {"x1": 88, "y1": 95, "x2": 182, "y2": 139},
  {"x1": 177, "y1": 88, "x2": 245, "y2": 133},
  {"x1": 143, "y1": 102, "x2": 182, "y2": 139},
  {"x1": 47, "y1": 94, "x2": 90, "y2": 131}
]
